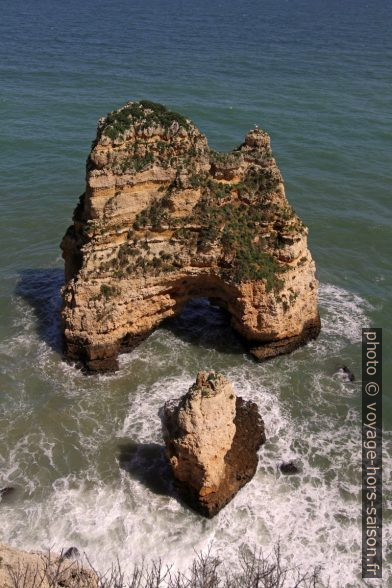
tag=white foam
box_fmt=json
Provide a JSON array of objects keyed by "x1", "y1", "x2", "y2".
[
  {"x1": 1, "y1": 281, "x2": 390, "y2": 586},
  {"x1": 316, "y1": 283, "x2": 372, "y2": 350}
]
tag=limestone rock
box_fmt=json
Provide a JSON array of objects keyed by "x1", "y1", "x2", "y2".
[
  {"x1": 161, "y1": 371, "x2": 266, "y2": 517},
  {"x1": 0, "y1": 543, "x2": 96, "y2": 588},
  {"x1": 61, "y1": 100, "x2": 320, "y2": 371}
]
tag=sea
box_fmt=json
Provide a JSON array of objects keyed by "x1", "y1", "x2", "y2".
[{"x1": 0, "y1": 1, "x2": 391, "y2": 586}]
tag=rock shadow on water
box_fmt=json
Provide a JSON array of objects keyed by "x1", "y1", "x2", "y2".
[
  {"x1": 118, "y1": 441, "x2": 214, "y2": 516},
  {"x1": 15, "y1": 268, "x2": 64, "y2": 353},
  {"x1": 161, "y1": 298, "x2": 247, "y2": 356},
  {"x1": 117, "y1": 441, "x2": 175, "y2": 497}
]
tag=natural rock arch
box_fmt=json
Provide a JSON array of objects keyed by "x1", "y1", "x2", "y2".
[{"x1": 61, "y1": 101, "x2": 320, "y2": 372}]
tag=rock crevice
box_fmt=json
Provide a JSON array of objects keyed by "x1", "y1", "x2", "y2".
[{"x1": 61, "y1": 101, "x2": 320, "y2": 371}]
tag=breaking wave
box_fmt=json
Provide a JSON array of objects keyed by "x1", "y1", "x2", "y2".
[{"x1": 0, "y1": 278, "x2": 390, "y2": 587}]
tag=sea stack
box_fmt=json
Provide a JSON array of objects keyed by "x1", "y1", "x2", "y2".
[
  {"x1": 61, "y1": 100, "x2": 320, "y2": 372},
  {"x1": 160, "y1": 371, "x2": 266, "y2": 517}
]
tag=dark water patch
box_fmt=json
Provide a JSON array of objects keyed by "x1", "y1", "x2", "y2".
[
  {"x1": 0, "y1": 486, "x2": 17, "y2": 502},
  {"x1": 118, "y1": 441, "x2": 174, "y2": 497},
  {"x1": 162, "y1": 298, "x2": 246, "y2": 356},
  {"x1": 15, "y1": 268, "x2": 64, "y2": 353}
]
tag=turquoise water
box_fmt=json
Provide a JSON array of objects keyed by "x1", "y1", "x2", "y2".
[{"x1": 0, "y1": 1, "x2": 391, "y2": 586}]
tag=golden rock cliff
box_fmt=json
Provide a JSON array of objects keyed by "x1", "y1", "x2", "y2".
[{"x1": 61, "y1": 100, "x2": 320, "y2": 371}]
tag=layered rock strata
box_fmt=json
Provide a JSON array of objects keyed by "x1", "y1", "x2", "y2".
[
  {"x1": 61, "y1": 100, "x2": 320, "y2": 371},
  {"x1": 161, "y1": 371, "x2": 265, "y2": 517}
]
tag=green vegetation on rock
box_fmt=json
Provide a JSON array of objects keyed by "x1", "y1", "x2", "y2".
[
  {"x1": 133, "y1": 194, "x2": 172, "y2": 230},
  {"x1": 123, "y1": 169, "x2": 289, "y2": 289},
  {"x1": 100, "y1": 284, "x2": 120, "y2": 299},
  {"x1": 95, "y1": 110, "x2": 296, "y2": 290},
  {"x1": 103, "y1": 100, "x2": 191, "y2": 140},
  {"x1": 120, "y1": 152, "x2": 154, "y2": 172}
]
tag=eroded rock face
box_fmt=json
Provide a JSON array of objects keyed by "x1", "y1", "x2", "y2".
[
  {"x1": 61, "y1": 100, "x2": 320, "y2": 371},
  {"x1": 161, "y1": 371, "x2": 266, "y2": 517},
  {"x1": 162, "y1": 371, "x2": 237, "y2": 496}
]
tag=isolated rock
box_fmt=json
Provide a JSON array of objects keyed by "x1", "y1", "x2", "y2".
[
  {"x1": 161, "y1": 371, "x2": 266, "y2": 517},
  {"x1": 0, "y1": 487, "x2": 15, "y2": 500},
  {"x1": 337, "y1": 365, "x2": 355, "y2": 382},
  {"x1": 279, "y1": 461, "x2": 301, "y2": 475},
  {"x1": 61, "y1": 546, "x2": 80, "y2": 560},
  {"x1": 61, "y1": 100, "x2": 320, "y2": 372}
]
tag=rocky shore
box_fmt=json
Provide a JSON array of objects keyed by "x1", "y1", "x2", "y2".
[
  {"x1": 61, "y1": 100, "x2": 320, "y2": 372},
  {"x1": 0, "y1": 544, "x2": 95, "y2": 588}
]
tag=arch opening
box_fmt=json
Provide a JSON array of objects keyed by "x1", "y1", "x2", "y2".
[{"x1": 161, "y1": 296, "x2": 246, "y2": 356}]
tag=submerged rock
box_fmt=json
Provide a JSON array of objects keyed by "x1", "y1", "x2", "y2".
[
  {"x1": 337, "y1": 365, "x2": 355, "y2": 382},
  {"x1": 161, "y1": 371, "x2": 265, "y2": 517},
  {"x1": 0, "y1": 487, "x2": 15, "y2": 500},
  {"x1": 61, "y1": 100, "x2": 320, "y2": 372},
  {"x1": 279, "y1": 461, "x2": 301, "y2": 475}
]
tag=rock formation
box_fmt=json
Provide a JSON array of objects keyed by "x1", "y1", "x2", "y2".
[
  {"x1": 160, "y1": 371, "x2": 266, "y2": 517},
  {"x1": 279, "y1": 461, "x2": 301, "y2": 475},
  {"x1": 337, "y1": 365, "x2": 355, "y2": 382},
  {"x1": 61, "y1": 100, "x2": 320, "y2": 371},
  {"x1": 0, "y1": 543, "x2": 96, "y2": 588}
]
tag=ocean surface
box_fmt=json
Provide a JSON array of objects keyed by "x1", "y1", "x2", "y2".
[{"x1": 0, "y1": 1, "x2": 391, "y2": 586}]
